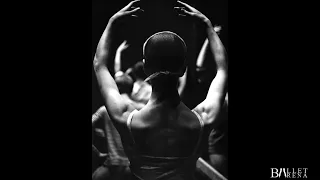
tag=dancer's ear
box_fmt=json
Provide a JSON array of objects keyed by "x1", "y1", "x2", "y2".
[{"x1": 142, "y1": 58, "x2": 151, "y2": 76}]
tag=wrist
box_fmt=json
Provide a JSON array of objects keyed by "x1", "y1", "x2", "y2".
[
  {"x1": 106, "y1": 16, "x2": 119, "y2": 31},
  {"x1": 203, "y1": 18, "x2": 213, "y2": 28},
  {"x1": 108, "y1": 16, "x2": 117, "y2": 25}
]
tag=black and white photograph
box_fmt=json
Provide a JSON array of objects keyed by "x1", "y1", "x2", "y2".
[
  {"x1": 92, "y1": 0, "x2": 228, "y2": 179},
  {"x1": 6, "y1": 0, "x2": 318, "y2": 179}
]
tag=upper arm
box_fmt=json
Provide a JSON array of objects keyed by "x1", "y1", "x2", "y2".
[
  {"x1": 94, "y1": 62, "x2": 135, "y2": 126},
  {"x1": 195, "y1": 64, "x2": 227, "y2": 127},
  {"x1": 193, "y1": 89, "x2": 228, "y2": 128},
  {"x1": 194, "y1": 26, "x2": 227, "y2": 128},
  {"x1": 193, "y1": 99, "x2": 220, "y2": 126}
]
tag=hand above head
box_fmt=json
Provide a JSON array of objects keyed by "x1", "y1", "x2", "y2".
[
  {"x1": 174, "y1": 1, "x2": 211, "y2": 26},
  {"x1": 117, "y1": 40, "x2": 129, "y2": 53},
  {"x1": 114, "y1": 40, "x2": 130, "y2": 75},
  {"x1": 95, "y1": 0, "x2": 143, "y2": 66},
  {"x1": 108, "y1": 0, "x2": 144, "y2": 28},
  {"x1": 94, "y1": 2, "x2": 144, "y2": 128}
]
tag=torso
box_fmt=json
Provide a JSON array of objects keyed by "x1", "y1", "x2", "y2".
[
  {"x1": 109, "y1": 99, "x2": 204, "y2": 179},
  {"x1": 115, "y1": 102, "x2": 204, "y2": 180},
  {"x1": 126, "y1": 102, "x2": 203, "y2": 157},
  {"x1": 119, "y1": 103, "x2": 204, "y2": 157}
]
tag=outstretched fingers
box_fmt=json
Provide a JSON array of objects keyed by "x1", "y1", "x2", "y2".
[
  {"x1": 175, "y1": 2, "x2": 209, "y2": 24},
  {"x1": 122, "y1": 0, "x2": 144, "y2": 18},
  {"x1": 123, "y1": 0, "x2": 141, "y2": 11},
  {"x1": 174, "y1": 7, "x2": 193, "y2": 17},
  {"x1": 124, "y1": 7, "x2": 144, "y2": 17}
]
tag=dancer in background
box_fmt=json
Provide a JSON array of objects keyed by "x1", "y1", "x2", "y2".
[
  {"x1": 92, "y1": 106, "x2": 131, "y2": 180},
  {"x1": 92, "y1": 62, "x2": 146, "y2": 180}
]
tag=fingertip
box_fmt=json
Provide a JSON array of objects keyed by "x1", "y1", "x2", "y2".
[{"x1": 132, "y1": 7, "x2": 141, "y2": 12}]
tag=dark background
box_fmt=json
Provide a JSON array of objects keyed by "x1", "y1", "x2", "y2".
[{"x1": 5, "y1": 0, "x2": 319, "y2": 179}]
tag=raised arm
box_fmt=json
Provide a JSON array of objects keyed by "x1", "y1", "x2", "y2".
[
  {"x1": 114, "y1": 40, "x2": 129, "y2": 74},
  {"x1": 196, "y1": 26, "x2": 221, "y2": 68},
  {"x1": 200, "y1": 21, "x2": 228, "y2": 126},
  {"x1": 196, "y1": 39, "x2": 209, "y2": 68},
  {"x1": 176, "y1": 1, "x2": 228, "y2": 127},
  {"x1": 93, "y1": 0, "x2": 144, "y2": 125}
]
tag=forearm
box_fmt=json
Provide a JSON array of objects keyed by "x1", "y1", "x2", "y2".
[
  {"x1": 115, "y1": 41, "x2": 128, "y2": 73},
  {"x1": 114, "y1": 47, "x2": 122, "y2": 73},
  {"x1": 93, "y1": 21, "x2": 122, "y2": 99},
  {"x1": 196, "y1": 39, "x2": 209, "y2": 68},
  {"x1": 93, "y1": 21, "x2": 117, "y2": 72},
  {"x1": 205, "y1": 21, "x2": 228, "y2": 101},
  {"x1": 206, "y1": 22, "x2": 227, "y2": 71}
]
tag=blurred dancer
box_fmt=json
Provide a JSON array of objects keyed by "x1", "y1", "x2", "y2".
[{"x1": 92, "y1": 106, "x2": 131, "y2": 180}]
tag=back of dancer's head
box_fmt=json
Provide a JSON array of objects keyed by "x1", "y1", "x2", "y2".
[
  {"x1": 143, "y1": 31, "x2": 187, "y2": 82},
  {"x1": 115, "y1": 73, "x2": 134, "y2": 95}
]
